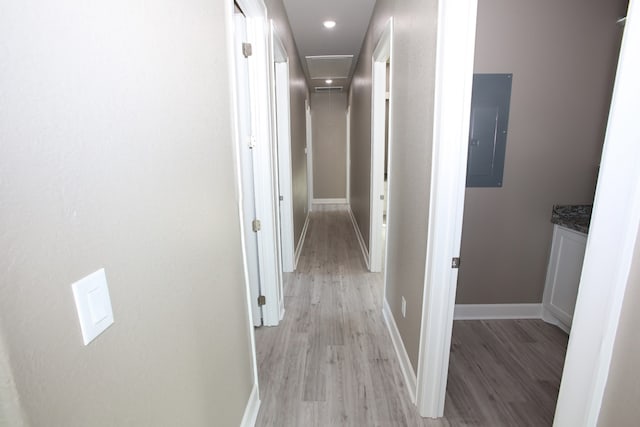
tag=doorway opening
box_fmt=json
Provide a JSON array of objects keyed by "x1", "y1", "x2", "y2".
[
  {"x1": 231, "y1": 0, "x2": 284, "y2": 329},
  {"x1": 369, "y1": 19, "x2": 393, "y2": 274},
  {"x1": 232, "y1": 5, "x2": 262, "y2": 327},
  {"x1": 444, "y1": 3, "x2": 619, "y2": 424}
]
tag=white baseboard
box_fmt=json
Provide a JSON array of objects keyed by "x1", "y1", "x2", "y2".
[
  {"x1": 347, "y1": 206, "x2": 370, "y2": 269},
  {"x1": 312, "y1": 198, "x2": 348, "y2": 205},
  {"x1": 383, "y1": 299, "x2": 417, "y2": 404},
  {"x1": 453, "y1": 303, "x2": 543, "y2": 320},
  {"x1": 541, "y1": 307, "x2": 571, "y2": 334},
  {"x1": 294, "y1": 213, "x2": 311, "y2": 269},
  {"x1": 239, "y1": 383, "x2": 260, "y2": 427}
]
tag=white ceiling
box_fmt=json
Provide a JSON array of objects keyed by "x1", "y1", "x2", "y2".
[{"x1": 282, "y1": 0, "x2": 377, "y2": 91}]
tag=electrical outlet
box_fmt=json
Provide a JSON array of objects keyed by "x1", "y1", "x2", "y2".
[{"x1": 401, "y1": 296, "x2": 406, "y2": 318}]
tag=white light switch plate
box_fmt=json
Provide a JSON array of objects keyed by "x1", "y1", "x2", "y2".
[{"x1": 71, "y1": 268, "x2": 114, "y2": 345}]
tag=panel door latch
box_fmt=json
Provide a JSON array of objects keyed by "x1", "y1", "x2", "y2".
[
  {"x1": 451, "y1": 257, "x2": 461, "y2": 269},
  {"x1": 257, "y1": 295, "x2": 266, "y2": 306}
]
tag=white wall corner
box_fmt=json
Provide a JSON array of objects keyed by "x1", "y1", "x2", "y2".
[
  {"x1": 453, "y1": 303, "x2": 544, "y2": 320},
  {"x1": 347, "y1": 205, "x2": 370, "y2": 269},
  {"x1": 383, "y1": 299, "x2": 417, "y2": 404},
  {"x1": 239, "y1": 383, "x2": 260, "y2": 427}
]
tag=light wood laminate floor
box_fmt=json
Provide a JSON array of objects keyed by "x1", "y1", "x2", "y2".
[{"x1": 255, "y1": 206, "x2": 568, "y2": 426}]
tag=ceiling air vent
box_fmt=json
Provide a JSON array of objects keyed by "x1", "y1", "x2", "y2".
[
  {"x1": 315, "y1": 86, "x2": 344, "y2": 93},
  {"x1": 306, "y1": 55, "x2": 353, "y2": 80}
]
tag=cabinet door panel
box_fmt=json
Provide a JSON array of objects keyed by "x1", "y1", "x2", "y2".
[{"x1": 543, "y1": 226, "x2": 587, "y2": 329}]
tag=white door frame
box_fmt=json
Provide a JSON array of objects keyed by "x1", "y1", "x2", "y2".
[
  {"x1": 415, "y1": 0, "x2": 478, "y2": 417},
  {"x1": 271, "y1": 24, "x2": 295, "y2": 282},
  {"x1": 232, "y1": 10, "x2": 262, "y2": 329},
  {"x1": 369, "y1": 19, "x2": 393, "y2": 273},
  {"x1": 346, "y1": 105, "x2": 351, "y2": 204},
  {"x1": 233, "y1": 0, "x2": 281, "y2": 327},
  {"x1": 305, "y1": 99, "x2": 314, "y2": 212},
  {"x1": 554, "y1": 1, "x2": 639, "y2": 424},
  {"x1": 416, "y1": 0, "x2": 640, "y2": 423}
]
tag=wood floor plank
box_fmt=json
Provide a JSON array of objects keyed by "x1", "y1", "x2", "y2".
[{"x1": 255, "y1": 207, "x2": 568, "y2": 426}]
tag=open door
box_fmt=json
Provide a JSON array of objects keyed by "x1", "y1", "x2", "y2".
[
  {"x1": 369, "y1": 19, "x2": 393, "y2": 274},
  {"x1": 233, "y1": 8, "x2": 262, "y2": 327},
  {"x1": 271, "y1": 26, "x2": 295, "y2": 276}
]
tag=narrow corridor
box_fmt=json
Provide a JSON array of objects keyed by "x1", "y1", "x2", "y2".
[
  {"x1": 254, "y1": 205, "x2": 441, "y2": 426},
  {"x1": 254, "y1": 205, "x2": 567, "y2": 426}
]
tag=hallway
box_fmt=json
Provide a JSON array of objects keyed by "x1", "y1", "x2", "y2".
[
  {"x1": 254, "y1": 206, "x2": 568, "y2": 426},
  {"x1": 254, "y1": 205, "x2": 443, "y2": 426}
]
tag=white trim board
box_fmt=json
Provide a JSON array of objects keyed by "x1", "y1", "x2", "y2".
[
  {"x1": 454, "y1": 304, "x2": 543, "y2": 320},
  {"x1": 239, "y1": 383, "x2": 260, "y2": 427},
  {"x1": 383, "y1": 299, "x2": 417, "y2": 404},
  {"x1": 368, "y1": 18, "x2": 393, "y2": 274},
  {"x1": 347, "y1": 206, "x2": 370, "y2": 270},
  {"x1": 541, "y1": 307, "x2": 571, "y2": 334},
  {"x1": 416, "y1": 0, "x2": 478, "y2": 418},
  {"x1": 225, "y1": 0, "x2": 260, "y2": 387},
  {"x1": 294, "y1": 212, "x2": 311, "y2": 270},
  {"x1": 312, "y1": 198, "x2": 348, "y2": 205},
  {"x1": 554, "y1": 1, "x2": 640, "y2": 424}
]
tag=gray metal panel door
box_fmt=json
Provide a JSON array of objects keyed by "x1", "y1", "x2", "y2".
[{"x1": 466, "y1": 74, "x2": 512, "y2": 187}]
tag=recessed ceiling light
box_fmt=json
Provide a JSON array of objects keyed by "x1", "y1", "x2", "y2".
[
  {"x1": 325, "y1": 79, "x2": 333, "y2": 84},
  {"x1": 323, "y1": 20, "x2": 336, "y2": 29}
]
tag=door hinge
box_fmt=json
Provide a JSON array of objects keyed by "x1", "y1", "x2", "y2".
[
  {"x1": 451, "y1": 257, "x2": 461, "y2": 269},
  {"x1": 252, "y1": 219, "x2": 261, "y2": 232},
  {"x1": 248, "y1": 135, "x2": 256, "y2": 149},
  {"x1": 257, "y1": 295, "x2": 266, "y2": 306},
  {"x1": 242, "y1": 42, "x2": 253, "y2": 58},
  {"x1": 279, "y1": 195, "x2": 284, "y2": 201}
]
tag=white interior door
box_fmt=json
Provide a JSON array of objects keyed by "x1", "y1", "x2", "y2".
[
  {"x1": 272, "y1": 32, "x2": 294, "y2": 274},
  {"x1": 305, "y1": 100, "x2": 313, "y2": 213},
  {"x1": 369, "y1": 21, "x2": 393, "y2": 273},
  {"x1": 234, "y1": 11, "x2": 262, "y2": 327}
]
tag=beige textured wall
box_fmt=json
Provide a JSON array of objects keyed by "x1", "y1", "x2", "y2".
[
  {"x1": 350, "y1": 0, "x2": 439, "y2": 371},
  {"x1": 265, "y1": 0, "x2": 310, "y2": 245},
  {"x1": 598, "y1": 226, "x2": 640, "y2": 426},
  {"x1": 311, "y1": 92, "x2": 348, "y2": 199},
  {"x1": 0, "y1": 1, "x2": 255, "y2": 425},
  {"x1": 456, "y1": 0, "x2": 625, "y2": 304}
]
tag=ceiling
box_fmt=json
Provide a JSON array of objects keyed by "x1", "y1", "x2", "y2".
[{"x1": 282, "y1": 0, "x2": 377, "y2": 92}]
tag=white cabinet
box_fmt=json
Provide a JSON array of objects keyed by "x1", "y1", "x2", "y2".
[{"x1": 542, "y1": 225, "x2": 587, "y2": 333}]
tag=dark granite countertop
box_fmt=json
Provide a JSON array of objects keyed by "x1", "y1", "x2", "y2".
[{"x1": 551, "y1": 204, "x2": 592, "y2": 234}]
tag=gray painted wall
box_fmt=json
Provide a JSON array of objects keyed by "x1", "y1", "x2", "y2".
[
  {"x1": 0, "y1": 1, "x2": 254, "y2": 425},
  {"x1": 350, "y1": 0, "x2": 439, "y2": 372},
  {"x1": 598, "y1": 227, "x2": 640, "y2": 425},
  {"x1": 311, "y1": 92, "x2": 348, "y2": 199},
  {"x1": 265, "y1": 0, "x2": 310, "y2": 247},
  {"x1": 456, "y1": 0, "x2": 625, "y2": 304}
]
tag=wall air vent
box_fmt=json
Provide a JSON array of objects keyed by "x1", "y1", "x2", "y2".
[{"x1": 315, "y1": 86, "x2": 344, "y2": 93}]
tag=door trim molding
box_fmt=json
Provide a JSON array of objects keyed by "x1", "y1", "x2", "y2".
[
  {"x1": 305, "y1": 100, "x2": 314, "y2": 213},
  {"x1": 554, "y1": 1, "x2": 640, "y2": 423},
  {"x1": 225, "y1": 0, "x2": 264, "y2": 403},
  {"x1": 415, "y1": 0, "x2": 478, "y2": 417},
  {"x1": 271, "y1": 23, "x2": 295, "y2": 275},
  {"x1": 368, "y1": 18, "x2": 393, "y2": 273}
]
